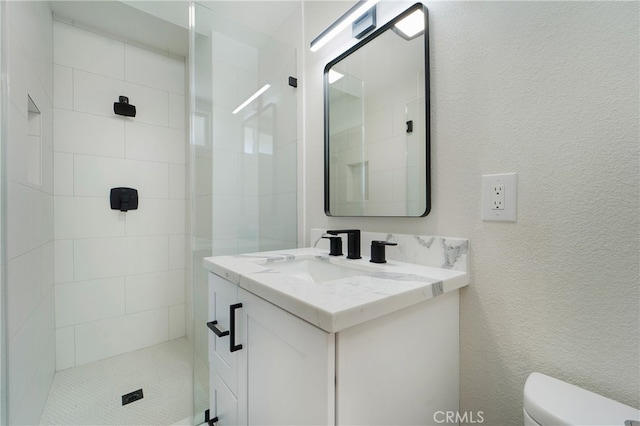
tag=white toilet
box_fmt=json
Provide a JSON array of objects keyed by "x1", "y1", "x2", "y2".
[{"x1": 524, "y1": 372, "x2": 640, "y2": 425}]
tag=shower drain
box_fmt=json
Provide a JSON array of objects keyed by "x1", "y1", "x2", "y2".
[{"x1": 121, "y1": 389, "x2": 144, "y2": 406}]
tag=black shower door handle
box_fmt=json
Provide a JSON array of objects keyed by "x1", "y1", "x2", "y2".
[
  {"x1": 206, "y1": 321, "x2": 229, "y2": 338},
  {"x1": 230, "y1": 303, "x2": 243, "y2": 352}
]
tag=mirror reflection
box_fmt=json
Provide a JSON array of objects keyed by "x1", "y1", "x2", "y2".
[{"x1": 324, "y1": 3, "x2": 429, "y2": 217}]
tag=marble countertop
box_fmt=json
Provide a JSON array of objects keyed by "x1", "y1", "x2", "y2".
[{"x1": 203, "y1": 247, "x2": 469, "y2": 333}]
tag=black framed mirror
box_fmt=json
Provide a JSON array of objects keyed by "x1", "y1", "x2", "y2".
[{"x1": 324, "y1": 3, "x2": 430, "y2": 217}]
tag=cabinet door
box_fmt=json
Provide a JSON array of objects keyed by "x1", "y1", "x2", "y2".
[
  {"x1": 208, "y1": 274, "x2": 241, "y2": 396},
  {"x1": 238, "y1": 289, "x2": 335, "y2": 426},
  {"x1": 336, "y1": 290, "x2": 460, "y2": 425},
  {"x1": 210, "y1": 370, "x2": 238, "y2": 426}
]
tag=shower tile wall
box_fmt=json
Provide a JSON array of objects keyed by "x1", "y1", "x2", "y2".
[
  {"x1": 52, "y1": 21, "x2": 187, "y2": 370},
  {"x1": 209, "y1": 31, "x2": 298, "y2": 256},
  {"x1": 5, "y1": 2, "x2": 55, "y2": 424}
]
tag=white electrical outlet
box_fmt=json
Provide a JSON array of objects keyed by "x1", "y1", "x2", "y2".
[
  {"x1": 491, "y1": 185, "x2": 505, "y2": 210},
  {"x1": 482, "y1": 173, "x2": 517, "y2": 221}
]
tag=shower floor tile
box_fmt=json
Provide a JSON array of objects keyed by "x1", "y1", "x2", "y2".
[{"x1": 40, "y1": 337, "x2": 192, "y2": 426}]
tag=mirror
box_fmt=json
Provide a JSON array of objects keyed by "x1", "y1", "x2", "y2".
[{"x1": 324, "y1": 3, "x2": 429, "y2": 217}]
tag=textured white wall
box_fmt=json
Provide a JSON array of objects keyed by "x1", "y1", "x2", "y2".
[{"x1": 303, "y1": 2, "x2": 639, "y2": 424}]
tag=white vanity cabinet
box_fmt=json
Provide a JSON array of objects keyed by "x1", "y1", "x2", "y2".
[
  {"x1": 207, "y1": 274, "x2": 242, "y2": 425},
  {"x1": 208, "y1": 271, "x2": 460, "y2": 426},
  {"x1": 208, "y1": 273, "x2": 335, "y2": 425}
]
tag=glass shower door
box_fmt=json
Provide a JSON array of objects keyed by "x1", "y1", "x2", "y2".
[
  {"x1": 189, "y1": 2, "x2": 299, "y2": 423},
  {"x1": 0, "y1": 1, "x2": 6, "y2": 423}
]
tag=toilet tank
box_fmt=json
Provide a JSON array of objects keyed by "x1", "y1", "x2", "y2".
[{"x1": 524, "y1": 372, "x2": 640, "y2": 425}]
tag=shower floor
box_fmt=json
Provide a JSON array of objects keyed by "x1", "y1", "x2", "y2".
[{"x1": 40, "y1": 337, "x2": 193, "y2": 425}]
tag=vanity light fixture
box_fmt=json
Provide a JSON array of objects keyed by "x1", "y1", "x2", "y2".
[
  {"x1": 232, "y1": 84, "x2": 271, "y2": 114},
  {"x1": 328, "y1": 70, "x2": 344, "y2": 84},
  {"x1": 310, "y1": 0, "x2": 380, "y2": 52},
  {"x1": 393, "y1": 8, "x2": 425, "y2": 39}
]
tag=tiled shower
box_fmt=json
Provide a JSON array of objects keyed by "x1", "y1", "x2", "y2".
[
  {"x1": 1, "y1": 1, "x2": 300, "y2": 424},
  {"x1": 52, "y1": 20, "x2": 188, "y2": 371},
  {"x1": 5, "y1": 2, "x2": 56, "y2": 423}
]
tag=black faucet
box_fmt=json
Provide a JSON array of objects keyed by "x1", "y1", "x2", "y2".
[
  {"x1": 326, "y1": 229, "x2": 361, "y2": 259},
  {"x1": 370, "y1": 241, "x2": 397, "y2": 264},
  {"x1": 321, "y1": 235, "x2": 343, "y2": 256}
]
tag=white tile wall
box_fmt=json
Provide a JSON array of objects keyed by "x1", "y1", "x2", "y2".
[
  {"x1": 53, "y1": 21, "x2": 125, "y2": 79},
  {"x1": 9, "y1": 291, "x2": 55, "y2": 424},
  {"x1": 7, "y1": 248, "x2": 43, "y2": 340},
  {"x1": 54, "y1": 239, "x2": 74, "y2": 284},
  {"x1": 6, "y1": 2, "x2": 56, "y2": 422},
  {"x1": 125, "y1": 160, "x2": 171, "y2": 198},
  {"x1": 41, "y1": 241, "x2": 55, "y2": 295},
  {"x1": 125, "y1": 122, "x2": 186, "y2": 163},
  {"x1": 7, "y1": 182, "x2": 53, "y2": 260},
  {"x1": 74, "y1": 308, "x2": 169, "y2": 366},
  {"x1": 209, "y1": 35, "x2": 254, "y2": 258},
  {"x1": 54, "y1": 109, "x2": 125, "y2": 157},
  {"x1": 55, "y1": 327, "x2": 75, "y2": 371},
  {"x1": 53, "y1": 65, "x2": 73, "y2": 110},
  {"x1": 125, "y1": 199, "x2": 185, "y2": 236},
  {"x1": 169, "y1": 235, "x2": 187, "y2": 270},
  {"x1": 54, "y1": 197, "x2": 126, "y2": 239},
  {"x1": 169, "y1": 304, "x2": 187, "y2": 340},
  {"x1": 73, "y1": 155, "x2": 170, "y2": 198},
  {"x1": 55, "y1": 278, "x2": 126, "y2": 327},
  {"x1": 212, "y1": 150, "x2": 241, "y2": 195},
  {"x1": 53, "y1": 21, "x2": 187, "y2": 370},
  {"x1": 72, "y1": 237, "x2": 127, "y2": 281},
  {"x1": 212, "y1": 31, "x2": 258, "y2": 75},
  {"x1": 169, "y1": 164, "x2": 187, "y2": 199},
  {"x1": 169, "y1": 93, "x2": 187, "y2": 130},
  {"x1": 125, "y1": 235, "x2": 170, "y2": 275},
  {"x1": 207, "y1": 30, "x2": 298, "y2": 259},
  {"x1": 125, "y1": 270, "x2": 185, "y2": 313},
  {"x1": 53, "y1": 152, "x2": 74, "y2": 195},
  {"x1": 125, "y1": 44, "x2": 185, "y2": 95}
]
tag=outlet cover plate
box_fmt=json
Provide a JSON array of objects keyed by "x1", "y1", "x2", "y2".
[{"x1": 482, "y1": 173, "x2": 517, "y2": 221}]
